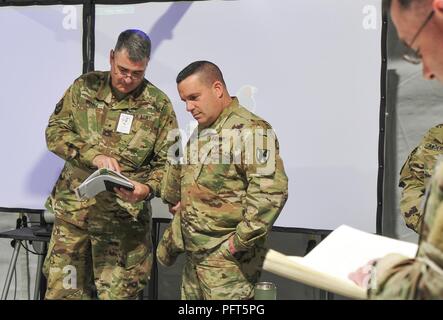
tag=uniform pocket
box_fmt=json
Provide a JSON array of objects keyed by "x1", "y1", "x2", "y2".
[
  {"x1": 120, "y1": 126, "x2": 155, "y2": 167},
  {"x1": 109, "y1": 248, "x2": 152, "y2": 299},
  {"x1": 196, "y1": 163, "x2": 231, "y2": 193},
  {"x1": 125, "y1": 243, "x2": 149, "y2": 269}
]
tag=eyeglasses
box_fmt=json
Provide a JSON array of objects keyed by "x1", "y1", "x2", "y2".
[
  {"x1": 114, "y1": 65, "x2": 145, "y2": 80},
  {"x1": 402, "y1": 10, "x2": 434, "y2": 65},
  {"x1": 111, "y1": 50, "x2": 145, "y2": 80}
]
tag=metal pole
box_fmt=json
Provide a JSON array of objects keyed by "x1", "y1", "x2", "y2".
[
  {"x1": 33, "y1": 242, "x2": 46, "y2": 300},
  {"x1": 1, "y1": 240, "x2": 21, "y2": 300}
]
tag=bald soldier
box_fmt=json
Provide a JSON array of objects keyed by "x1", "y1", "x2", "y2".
[
  {"x1": 157, "y1": 61, "x2": 288, "y2": 300},
  {"x1": 43, "y1": 30, "x2": 178, "y2": 299},
  {"x1": 350, "y1": 0, "x2": 443, "y2": 299}
]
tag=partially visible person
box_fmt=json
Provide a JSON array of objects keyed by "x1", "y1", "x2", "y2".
[
  {"x1": 157, "y1": 61, "x2": 288, "y2": 300},
  {"x1": 350, "y1": 0, "x2": 443, "y2": 299},
  {"x1": 399, "y1": 124, "x2": 443, "y2": 233},
  {"x1": 43, "y1": 29, "x2": 178, "y2": 299}
]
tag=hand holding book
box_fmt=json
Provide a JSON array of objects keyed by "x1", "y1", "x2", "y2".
[
  {"x1": 114, "y1": 181, "x2": 151, "y2": 204},
  {"x1": 75, "y1": 167, "x2": 135, "y2": 200},
  {"x1": 75, "y1": 155, "x2": 153, "y2": 203}
]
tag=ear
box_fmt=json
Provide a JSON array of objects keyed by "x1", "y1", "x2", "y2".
[
  {"x1": 433, "y1": 0, "x2": 443, "y2": 18},
  {"x1": 212, "y1": 80, "x2": 224, "y2": 98},
  {"x1": 109, "y1": 49, "x2": 114, "y2": 65}
]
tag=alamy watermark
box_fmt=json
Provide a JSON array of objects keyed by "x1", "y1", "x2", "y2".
[
  {"x1": 166, "y1": 128, "x2": 277, "y2": 175},
  {"x1": 362, "y1": 5, "x2": 377, "y2": 30},
  {"x1": 50, "y1": 265, "x2": 78, "y2": 290},
  {"x1": 62, "y1": 6, "x2": 78, "y2": 30}
]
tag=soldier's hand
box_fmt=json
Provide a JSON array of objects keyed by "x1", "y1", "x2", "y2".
[
  {"x1": 168, "y1": 201, "x2": 181, "y2": 215},
  {"x1": 348, "y1": 259, "x2": 377, "y2": 289},
  {"x1": 92, "y1": 155, "x2": 121, "y2": 173},
  {"x1": 114, "y1": 180, "x2": 151, "y2": 203},
  {"x1": 228, "y1": 236, "x2": 237, "y2": 256}
]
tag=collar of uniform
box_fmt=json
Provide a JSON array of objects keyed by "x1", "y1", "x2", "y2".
[
  {"x1": 95, "y1": 72, "x2": 147, "y2": 109},
  {"x1": 200, "y1": 97, "x2": 239, "y2": 133},
  {"x1": 131, "y1": 79, "x2": 147, "y2": 101},
  {"x1": 95, "y1": 72, "x2": 113, "y2": 104}
]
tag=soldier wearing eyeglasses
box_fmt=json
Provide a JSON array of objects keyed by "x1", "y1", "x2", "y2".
[
  {"x1": 43, "y1": 29, "x2": 178, "y2": 299},
  {"x1": 394, "y1": 1, "x2": 443, "y2": 234},
  {"x1": 350, "y1": 0, "x2": 443, "y2": 299}
]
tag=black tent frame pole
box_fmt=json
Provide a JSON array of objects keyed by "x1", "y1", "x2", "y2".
[
  {"x1": 82, "y1": 0, "x2": 95, "y2": 74},
  {"x1": 377, "y1": 3, "x2": 388, "y2": 235}
]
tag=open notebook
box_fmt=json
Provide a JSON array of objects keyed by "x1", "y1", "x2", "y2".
[{"x1": 263, "y1": 225, "x2": 418, "y2": 299}]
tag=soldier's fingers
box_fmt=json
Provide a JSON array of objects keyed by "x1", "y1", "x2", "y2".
[
  {"x1": 114, "y1": 188, "x2": 133, "y2": 202},
  {"x1": 350, "y1": 266, "x2": 372, "y2": 288},
  {"x1": 102, "y1": 158, "x2": 111, "y2": 170},
  {"x1": 118, "y1": 188, "x2": 131, "y2": 197},
  {"x1": 114, "y1": 187, "x2": 128, "y2": 198},
  {"x1": 172, "y1": 201, "x2": 181, "y2": 211},
  {"x1": 114, "y1": 187, "x2": 123, "y2": 197},
  {"x1": 97, "y1": 159, "x2": 106, "y2": 169},
  {"x1": 110, "y1": 158, "x2": 121, "y2": 173},
  {"x1": 93, "y1": 155, "x2": 105, "y2": 168},
  {"x1": 105, "y1": 158, "x2": 115, "y2": 171},
  {"x1": 348, "y1": 270, "x2": 363, "y2": 286}
]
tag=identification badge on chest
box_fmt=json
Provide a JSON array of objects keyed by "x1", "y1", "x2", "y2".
[{"x1": 116, "y1": 113, "x2": 133, "y2": 134}]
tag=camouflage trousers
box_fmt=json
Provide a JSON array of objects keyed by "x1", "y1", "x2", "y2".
[
  {"x1": 181, "y1": 240, "x2": 266, "y2": 300},
  {"x1": 43, "y1": 208, "x2": 152, "y2": 300}
]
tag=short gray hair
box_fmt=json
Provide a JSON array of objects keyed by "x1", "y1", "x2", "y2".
[{"x1": 114, "y1": 29, "x2": 151, "y2": 61}]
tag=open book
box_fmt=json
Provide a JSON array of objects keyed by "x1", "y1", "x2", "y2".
[
  {"x1": 74, "y1": 168, "x2": 134, "y2": 200},
  {"x1": 263, "y1": 225, "x2": 418, "y2": 299}
]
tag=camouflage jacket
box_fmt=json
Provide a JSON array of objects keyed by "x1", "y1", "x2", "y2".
[
  {"x1": 45, "y1": 71, "x2": 178, "y2": 227},
  {"x1": 370, "y1": 161, "x2": 443, "y2": 299},
  {"x1": 180, "y1": 98, "x2": 288, "y2": 254},
  {"x1": 399, "y1": 124, "x2": 443, "y2": 233}
]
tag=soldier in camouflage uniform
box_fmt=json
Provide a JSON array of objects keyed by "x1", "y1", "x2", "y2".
[
  {"x1": 399, "y1": 124, "x2": 443, "y2": 233},
  {"x1": 157, "y1": 61, "x2": 288, "y2": 300},
  {"x1": 349, "y1": 0, "x2": 443, "y2": 299},
  {"x1": 367, "y1": 160, "x2": 443, "y2": 299},
  {"x1": 43, "y1": 30, "x2": 178, "y2": 299}
]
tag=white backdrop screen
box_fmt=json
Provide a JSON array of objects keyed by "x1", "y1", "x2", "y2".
[
  {"x1": 0, "y1": 5, "x2": 82, "y2": 210},
  {"x1": 0, "y1": 0, "x2": 382, "y2": 233}
]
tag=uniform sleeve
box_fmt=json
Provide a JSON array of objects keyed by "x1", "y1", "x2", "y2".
[
  {"x1": 399, "y1": 146, "x2": 426, "y2": 233},
  {"x1": 145, "y1": 98, "x2": 179, "y2": 197},
  {"x1": 46, "y1": 81, "x2": 103, "y2": 169},
  {"x1": 370, "y1": 163, "x2": 443, "y2": 299},
  {"x1": 160, "y1": 162, "x2": 181, "y2": 206},
  {"x1": 399, "y1": 126, "x2": 443, "y2": 233},
  {"x1": 156, "y1": 211, "x2": 185, "y2": 267},
  {"x1": 232, "y1": 124, "x2": 289, "y2": 252}
]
